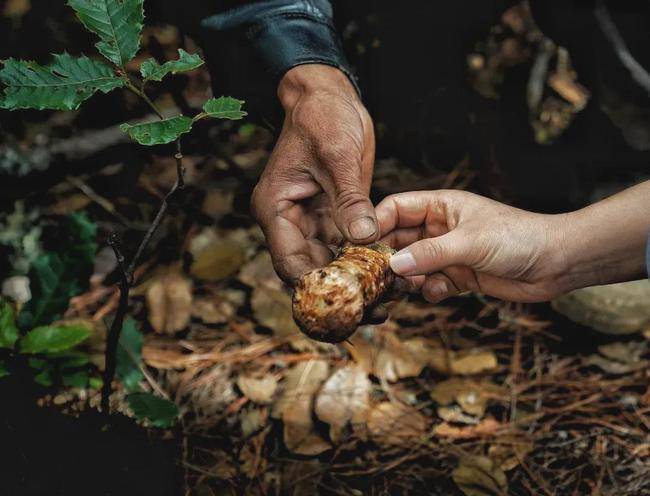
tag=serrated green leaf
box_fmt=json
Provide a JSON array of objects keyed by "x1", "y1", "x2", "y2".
[
  {"x1": 141, "y1": 48, "x2": 204, "y2": 82},
  {"x1": 116, "y1": 318, "x2": 143, "y2": 392},
  {"x1": 19, "y1": 213, "x2": 97, "y2": 328},
  {"x1": 20, "y1": 325, "x2": 90, "y2": 354},
  {"x1": 68, "y1": 0, "x2": 144, "y2": 67},
  {"x1": 0, "y1": 299, "x2": 19, "y2": 349},
  {"x1": 0, "y1": 53, "x2": 125, "y2": 111},
  {"x1": 120, "y1": 116, "x2": 193, "y2": 145},
  {"x1": 127, "y1": 392, "x2": 179, "y2": 428},
  {"x1": 0, "y1": 360, "x2": 9, "y2": 379},
  {"x1": 201, "y1": 96, "x2": 246, "y2": 120},
  {"x1": 62, "y1": 370, "x2": 89, "y2": 388}
]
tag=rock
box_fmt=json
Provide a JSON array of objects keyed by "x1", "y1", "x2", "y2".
[{"x1": 552, "y1": 280, "x2": 650, "y2": 335}]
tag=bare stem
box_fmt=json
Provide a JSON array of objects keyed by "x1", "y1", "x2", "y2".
[{"x1": 101, "y1": 83, "x2": 187, "y2": 414}]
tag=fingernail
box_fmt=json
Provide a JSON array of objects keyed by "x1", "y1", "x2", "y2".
[
  {"x1": 390, "y1": 250, "x2": 416, "y2": 274},
  {"x1": 428, "y1": 280, "x2": 448, "y2": 298},
  {"x1": 349, "y1": 216, "x2": 377, "y2": 240}
]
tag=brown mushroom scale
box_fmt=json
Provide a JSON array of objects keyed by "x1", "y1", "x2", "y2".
[{"x1": 292, "y1": 243, "x2": 395, "y2": 343}]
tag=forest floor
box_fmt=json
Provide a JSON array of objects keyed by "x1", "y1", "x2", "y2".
[{"x1": 1, "y1": 3, "x2": 649, "y2": 495}]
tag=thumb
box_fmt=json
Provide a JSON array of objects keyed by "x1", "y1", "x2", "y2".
[
  {"x1": 389, "y1": 229, "x2": 474, "y2": 276},
  {"x1": 330, "y1": 184, "x2": 379, "y2": 243}
]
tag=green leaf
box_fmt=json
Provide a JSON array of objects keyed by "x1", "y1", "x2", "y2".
[
  {"x1": 62, "y1": 370, "x2": 89, "y2": 388},
  {"x1": 67, "y1": 0, "x2": 144, "y2": 68},
  {"x1": 19, "y1": 213, "x2": 97, "y2": 328},
  {"x1": 141, "y1": 49, "x2": 204, "y2": 82},
  {"x1": 60, "y1": 355, "x2": 90, "y2": 369},
  {"x1": 201, "y1": 97, "x2": 246, "y2": 120},
  {"x1": 0, "y1": 299, "x2": 19, "y2": 349},
  {"x1": 27, "y1": 358, "x2": 46, "y2": 369},
  {"x1": 34, "y1": 368, "x2": 54, "y2": 387},
  {"x1": 0, "y1": 360, "x2": 9, "y2": 379},
  {"x1": 67, "y1": 211, "x2": 98, "y2": 268},
  {"x1": 20, "y1": 325, "x2": 90, "y2": 354},
  {"x1": 18, "y1": 253, "x2": 67, "y2": 328},
  {"x1": 89, "y1": 376, "x2": 103, "y2": 389},
  {"x1": 120, "y1": 116, "x2": 193, "y2": 145},
  {"x1": 116, "y1": 318, "x2": 143, "y2": 392},
  {"x1": 127, "y1": 392, "x2": 179, "y2": 428},
  {"x1": 0, "y1": 53, "x2": 124, "y2": 111}
]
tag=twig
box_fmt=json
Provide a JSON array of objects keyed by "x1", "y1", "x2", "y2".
[
  {"x1": 100, "y1": 84, "x2": 187, "y2": 414},
  {"x1": 101, "y1": 234, "x2": 130, "y2": 413}
]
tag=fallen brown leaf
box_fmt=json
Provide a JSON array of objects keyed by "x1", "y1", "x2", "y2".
[
  {"x1": 449, "y1": 351, "x2": 498, "y2": 375},
  {"x1": 237, "y1": 375, "x2": 278, "y2": 405},
  {"x1": 191, "y1": 297, "x2": 236, "y2": 325},
  {"x1": 434, "y1": 417, "x2": 502, "y2": 439},
  {"x1": 488, "y1": 438, "x2": 534, "y2": 472},
  {"x1": 238, "y1": 251, "x2": 283, "y2": 290},
  {"x1": 367, "y1": 401, "x2": 428, "y2": 448},
  {"x1": 452, "y1": 455, "x2": 508, "y2": 496},
  {"x1": 188, "y1": 228, "x2": 245, "y2": 281},
  {"x1": 314, "y1": 365, "x2": 372, "y2": 443},
  {"x1": 273, "y1": 360, "x2": 332, "y2": 455},
  {"x1": 145, "y1": 267, "x2": 193, "y2": 334},
  {"x1": 431, "y1": 378, "x2": 504, "y2": 417}
]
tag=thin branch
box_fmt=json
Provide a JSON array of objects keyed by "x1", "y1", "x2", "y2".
[
  {"x1": 102, "y1": 234, "x2": 130, "y2": 413},
  {"x1": 101, "y1": 84, "x2": 187, "y2": 414}
]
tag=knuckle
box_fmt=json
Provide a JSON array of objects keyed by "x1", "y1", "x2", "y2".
[
  {"x1": 250, "y1": 181, "x2": 268, "y2": 221},
  {"x1": 334, "y1": 188, "x2": 370, "y2": 213}
]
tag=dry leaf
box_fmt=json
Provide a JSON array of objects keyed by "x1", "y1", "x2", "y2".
[
  {"x1": 438, "y1": 405, "x2": 480, "y2": 425},
  {"x1": 167, "y1": 364, "x2": 236, "y2": 428},
  {"x1": 237, "y1": 375, "x2": 278, "y2": 405},
  {"x1": 188, "y1": 228, "x2": 245, "y2": 281},
  {"x1": 367, "y1": 401, "x2": 428, "y2": 448},
  {"x1": 145, "y1": 268, "x2": 193, "y2": 334},
  {"x1": 48, "y1": 194, "x2": 91, "y2": 215},
  {"x1": 314, "y1": 365, "x2": 372, "y2": 443},
  {"x1": 191, "y1": 297, "x2": 235, "y2": 325},
  {"x1": 449, "y1": 351, "x2": 498, "y2": 375},
  {"x1": 238, "y1": 251, "x2": 283, "y2": 290},
  {"x1": 273, "y1": 360, "x2": 331, "y2": 455},
  {"x1": 585, "y1": 340, "x2": 648, "y2": 374},
  {"x1": 201, "y1": 189, "x2": 234, "y2": 220},
  {"x1": 452, "y1": 455, "x2": 508, "y2": 496},
  {"x1": 240, "y1": 408, "x2": 269, "y2": 438},
  {"x1": 434, "y1": 417, "x2": 502, "y2": 439},
  {"x1": 598, "y1": 341, "x2": 646, "y2": 364},
  {"x1": 431, "y1": 378, "x2": 503, "y2": 417},
  {"x1": 251, "y1": 285, "x2": 319, "y2": 352}
]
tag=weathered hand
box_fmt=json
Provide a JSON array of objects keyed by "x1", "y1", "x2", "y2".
[
  {"x1": 376, "y1": 190, "x2": 570, "y2": 303},
  {"x1": 252, "y1": 64, "x2": 377, "y2": 283}
]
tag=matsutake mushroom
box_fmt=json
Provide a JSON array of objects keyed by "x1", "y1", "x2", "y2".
[{"x1": 292, "y1": 243, "x2": 395, "y2": 343}]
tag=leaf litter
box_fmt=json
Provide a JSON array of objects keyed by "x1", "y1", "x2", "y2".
[{"x1": 10, "y1": 9, "x2": 650, "y2": 496}]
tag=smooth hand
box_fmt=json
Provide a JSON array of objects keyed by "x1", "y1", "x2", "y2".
[
  {"x1": 252, "y1": 64, "x2": 377, "y2": 282},
  {"x1": 376, "y1": 190, "x2": 571, "y2": 303}
]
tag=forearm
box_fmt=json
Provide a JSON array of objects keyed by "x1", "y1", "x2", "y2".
[{"x1": 557, "y1": 181, "x2": 650, "y2": 291}]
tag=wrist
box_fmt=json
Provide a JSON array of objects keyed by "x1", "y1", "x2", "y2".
[
  {"x1": 552, "y1": 206, "x2": 647, "y2": 293},
  {"x1": 278, "y1": 64, "x2": 359, "y2": 110}
]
